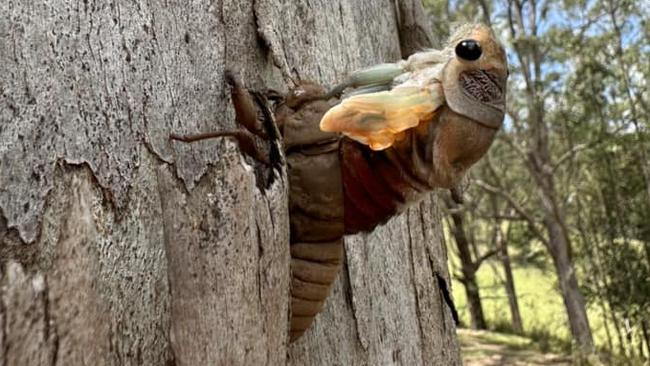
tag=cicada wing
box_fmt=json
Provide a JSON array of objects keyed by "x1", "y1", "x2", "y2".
[{"x1": 320, "y1": 85, "x2": 444, "y2": 150}]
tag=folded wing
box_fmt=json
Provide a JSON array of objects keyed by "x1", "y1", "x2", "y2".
[{"x1": 320, "y1": 86, "x2": 444, "y2": 150}]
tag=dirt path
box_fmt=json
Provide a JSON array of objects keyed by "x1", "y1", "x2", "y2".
[{"x1": 459, "y1": 329, "x2": 572, "y2": 366}]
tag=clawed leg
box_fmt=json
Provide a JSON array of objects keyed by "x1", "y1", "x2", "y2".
[
  {"x1": 170, "y1": 70, "x2": 272, "y2": 165},
  {"x1": 224, "y1": 70, "x2": 268, "y2": 139},
  {"x1": 170, "y1": 129, "x2": 270, "y2": 165}
]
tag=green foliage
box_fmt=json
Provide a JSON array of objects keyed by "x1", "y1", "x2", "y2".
[
  {"x1": 590, "y1": 241, "x2": 650, "y2": 318},
  {"x1": 421, "y1": 0, "x2": 492, "y2": 46}
]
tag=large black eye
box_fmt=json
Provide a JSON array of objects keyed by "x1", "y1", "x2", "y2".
[{"x1": 455, "y1": 39, "x2": 482, "y2": 61}]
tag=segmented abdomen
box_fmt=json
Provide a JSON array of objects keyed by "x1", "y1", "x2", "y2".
[
  {"x1": 287, "y1": 133, "x2": 432, "y2": 341},
  {"x1": 286, "y1": 141, "x2": 345, "y2": 341}
]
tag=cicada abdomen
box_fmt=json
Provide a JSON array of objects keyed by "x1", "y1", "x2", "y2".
[
  {"x1": 276, "y1": 85, "x2": 346, "y2": 341},
  {"x1": 286, "y1": 143, "x2": 344, "y2": 341}
]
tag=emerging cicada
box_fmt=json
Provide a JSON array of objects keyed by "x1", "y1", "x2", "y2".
[{"x1": 171, "y1": 23, "x2": 508, "y2": 341}]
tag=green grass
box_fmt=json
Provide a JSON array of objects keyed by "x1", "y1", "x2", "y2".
[
  {"x1": 449, "y1": 251, "x2": 650, "y2": 365},
  {"x1": 449, "y1": 255, "x2": 629, "y2": 353},
  {"x1": 451, "y1": 260, "x2": 571, "y2": 344}
]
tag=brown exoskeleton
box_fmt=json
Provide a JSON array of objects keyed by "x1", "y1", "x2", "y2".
[{"x1": 171, "y1": 24, "x2": 508, "y2": 341}]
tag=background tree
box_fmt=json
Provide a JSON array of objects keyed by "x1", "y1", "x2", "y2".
[
  {"x1": 444, "y1": 187, "x2": 495, "y2": 331},
  {"x1": 425, "y1": 0, "x2": 649, "y2": 361}
]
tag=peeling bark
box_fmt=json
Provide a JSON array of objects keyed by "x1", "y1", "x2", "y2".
[{"x1": 1, "y1": 0, "x2": 460, "y2": 364}]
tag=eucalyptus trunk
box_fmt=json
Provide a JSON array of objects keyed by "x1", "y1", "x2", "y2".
[
  {"x1": 544, "y1": 215, "x2": 593, "y2": 352},
  {"x1": 0, "y1": 1, "x2": 462, "y2": 365},
  {"x1": 446, "y1": 191, "x2": 487, "y2": 330},
  {"x1": 494, "y1": 215, "x2": 522, "y2": 334},
  {"x1": 506, "y1": 0, "x2": 595, "y2": 352}
]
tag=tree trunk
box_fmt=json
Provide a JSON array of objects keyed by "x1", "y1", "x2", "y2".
[
  {"x1": 544, "y1": 215, "x2": 594, "y2": 353},
  {"x1": 527, "y1": 79, "x2": 594, "y2": 355},
  {"x1": 642, "y1": 321, "x2": 650, "y2": 360},
  {"x1": 611, "y1": 309, "x2": 628, "y2": 357},
  {"x1": 495, "y1": 217, "x2": 523, "y2": 334},
  {"x1": 505, "y1": 0, "x2": 594, "y2": 353},
  {"x1": 445, "y1": 190, "x2": 487, "y2": 330},
  {"x1": 0, "y1": 1, "x2": 461, "y2": 365}
]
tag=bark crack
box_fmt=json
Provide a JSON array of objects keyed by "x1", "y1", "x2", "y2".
[
  {"x1": 251, "y1": 0, "x2": 291, "y2": 82},
  {"x1": 253, "y1": 216, "x2": 272, "y2": 363},
  {"x1": 255, "y1": 219, "x2": 265, "y2": 310},
  {"x1": 419, "y1": 197, "x2": 460, "y2": 327},
  {"x1": 60, "y1": 158, "x2": 118, "y2": 212},
  {"x1": 434, "y1": 271, "x2": 459, "y2": 327},
  {"x1": 42, "y1": 277, "x2": 60, "y2": 366},
  {"x1": 0, "y1": 205, "x2": 29, "y2": 247},
  {"x1": 140, "y1": 92, "x2": 175, "y2": 165},
  {"x1": 219, "y1": 0, "x2": 227, "y2": 74},
  {"x1": 405, "y1": 211, "x2": 426, "y2": 350},
  {"x1": 342, "y1": 248, "x2": 368, "y2": 351},
  {"x1": 0, "y1": 287, "x2": 7, "y2": 366},
  {"x1": 2, "y1": 156, "x2": 121, "y2": 248},
  {"x1": 154, "y1": 161, "x2": 180, "y2": 366}
]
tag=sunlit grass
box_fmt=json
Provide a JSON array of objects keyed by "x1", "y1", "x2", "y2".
[
  {"x1": 449, "y1": 256, "x2": 613, "y2": 354},
  {"x1": 452, "y1": 263, "x2": 570, "y2": 338}
]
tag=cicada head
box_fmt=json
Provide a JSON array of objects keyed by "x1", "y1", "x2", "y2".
[
  {"x1": 320, "y1": 23, "x2": 507, "y2": 155},
  {"x1": 441, "y1": 24, "x2": 508, "y2": 129}
]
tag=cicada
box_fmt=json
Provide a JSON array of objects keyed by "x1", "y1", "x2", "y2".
[{"x1": 171, "y1": 23, "x2": 508, "y2": 341}]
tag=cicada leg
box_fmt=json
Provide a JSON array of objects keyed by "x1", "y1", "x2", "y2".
[
  {"x1": 322, "y1": 62, "x2": 406, "y2": 99},
  {"x1": 169, "y1": 70, "x2": 273, "y2": 165}
]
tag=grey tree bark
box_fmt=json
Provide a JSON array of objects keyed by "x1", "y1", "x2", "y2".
[{"x1": 0, "y1": 1, "x2": 461, "y2": 365}]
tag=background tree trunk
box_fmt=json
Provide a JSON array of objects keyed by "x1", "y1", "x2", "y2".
[
  {"x1": 493, "y1": 207, "x2": 523, "y2": 334},
  {"x1": 0, "y1": 1, "x2": 461, "y2": 365},
  {"x1": 504, "y1": 0, "x2": 595, "y2": 353},
  {"x1": 444, "y1": 190, "x2": 487, "y2": 330}
]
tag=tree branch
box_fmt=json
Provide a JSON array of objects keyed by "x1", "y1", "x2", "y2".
[
  {"x1": 474, "y1": 180, "x2": 549, "y2": 247},
  {"x1": 552, "y1": 143, "x2": 590, "y2": 171},
  {"x1": 473, "y1": 249, "x2": 499, "y2": 271},
  {"x1": 472, "y1": 0, "x2": 492, "y2": 26}
]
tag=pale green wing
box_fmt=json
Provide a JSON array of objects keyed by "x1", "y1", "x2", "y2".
[{"x1": 320, "y1": 85, "x2": 444, "y2": 150}]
